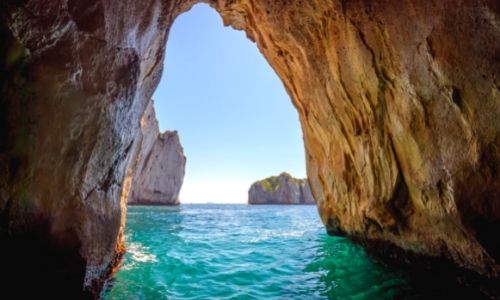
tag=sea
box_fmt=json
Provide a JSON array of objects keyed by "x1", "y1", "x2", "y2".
[{"x1": 102, "y1": 204, "x2": 482, "y2": 299}]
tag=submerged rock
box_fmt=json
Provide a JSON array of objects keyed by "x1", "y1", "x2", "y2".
[
  {"x1": 248, "y1": 173, "x2": 315, "y2": 205},
  {"x1": 128, "y1": 100, "x2": 185, "y2": 205}
]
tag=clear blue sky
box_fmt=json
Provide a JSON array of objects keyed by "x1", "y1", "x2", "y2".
[{"x1": 153, "y1": 4, "x2": 306, "y2": 203}]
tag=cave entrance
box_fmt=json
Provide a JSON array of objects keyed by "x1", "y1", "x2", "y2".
[
  {"x1": 147, "y1": 3, "x2": 307, "y2": 204},
  {"x1": 107, "y1": 5, "x2": 323, "y2": 297}
]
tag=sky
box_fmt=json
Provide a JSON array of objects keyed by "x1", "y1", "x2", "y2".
[{"x1": 153, "y1": 4, "x2": 306, "y2": 203}]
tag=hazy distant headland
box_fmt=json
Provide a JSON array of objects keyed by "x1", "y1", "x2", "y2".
[{"x1": 248, "y1": 173, "x2": 315, "y2": 205}]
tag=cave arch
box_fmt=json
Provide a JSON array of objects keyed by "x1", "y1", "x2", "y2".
[
  {"x1": 143, "y1": 3, "x2": 307, "y2": 205},
  {"x1": 0, "y1": 0, "x2": 498, "y2": 297}
]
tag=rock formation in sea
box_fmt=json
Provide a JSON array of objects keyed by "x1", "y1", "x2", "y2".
[
  {"x1": 128, "y1": 100, "x2": 185, "y2": 205},
  {"x1": 0, "y1": 0, "x2": 498, "y2": 298},
  {"x1": 248, "y1": 173, "x2": 315, "y2": 205}
]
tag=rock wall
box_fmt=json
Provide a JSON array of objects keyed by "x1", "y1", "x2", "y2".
[
  {"x1": 0, "y1": 0, "x2": 498, "y2": 297},
  {"x1": 212, "y1": 0, "x2": 500, "y2": 281},
  {"x1": 128, "y1": 100, "x2": 185, "y2": 205},
  {"x1": 0, "y1": 0, "x2": 183, "y2": 297},
  {"x1": 248, "y1": 173, "x2": 315, "y2": 205}
]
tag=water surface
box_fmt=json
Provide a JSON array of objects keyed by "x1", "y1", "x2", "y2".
[{"x1": 104, "y1": 204, "x2": 415, "y2": 299}]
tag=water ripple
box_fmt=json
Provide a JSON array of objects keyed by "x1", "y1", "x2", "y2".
[{"x1": 104, "y1": 205, "x2": 414, "y2": 299}]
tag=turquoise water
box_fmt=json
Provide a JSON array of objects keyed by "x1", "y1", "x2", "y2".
[{"x1": 103, "y1": 205, "x2": 414, "y2": 299}]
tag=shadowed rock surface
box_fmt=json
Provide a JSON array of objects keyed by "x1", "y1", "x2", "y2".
[
  {"x1": 248, "y1": 173, "x2": 315, "y2": 205},
  {"x1": 0, "y1": 0, "x2": 499, "y2": 298},
  {"x1": 128, "y1": 100, "x2": 185, "y2": 206}
]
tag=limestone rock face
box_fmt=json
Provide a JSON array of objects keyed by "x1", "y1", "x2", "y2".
[
  {"x1": 248, "y1": 173, "x2": 315, "y2": 205},
  {"x1": 0, "y1": 0, "x2": 499, "y2": 297},
  {"x1": 0, "y1": 0, "x2": 185, "y2": 296},
  {"x1": 211, "y1": 0, "x2": 500, "y2": 282},
  {"x1": 129, "y1": 101, "x2": 185, "y2": 205}
]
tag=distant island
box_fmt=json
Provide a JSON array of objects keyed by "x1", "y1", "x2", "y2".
[{"x1": 248, "y1": 172, "x2": 315, "y2": 205}]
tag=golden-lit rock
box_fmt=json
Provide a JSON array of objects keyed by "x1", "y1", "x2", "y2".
[{"x1": 209, "y1": 0, "x2": 500, "y2": 280}]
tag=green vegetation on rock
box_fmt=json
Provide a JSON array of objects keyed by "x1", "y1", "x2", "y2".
[{"x1": 258, "y1": 172, "x2": 296, "y2": 192}]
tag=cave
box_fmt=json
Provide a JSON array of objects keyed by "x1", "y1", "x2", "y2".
[{"x1": 0, "y1": 0, "x2": 499, "y2": 298}]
